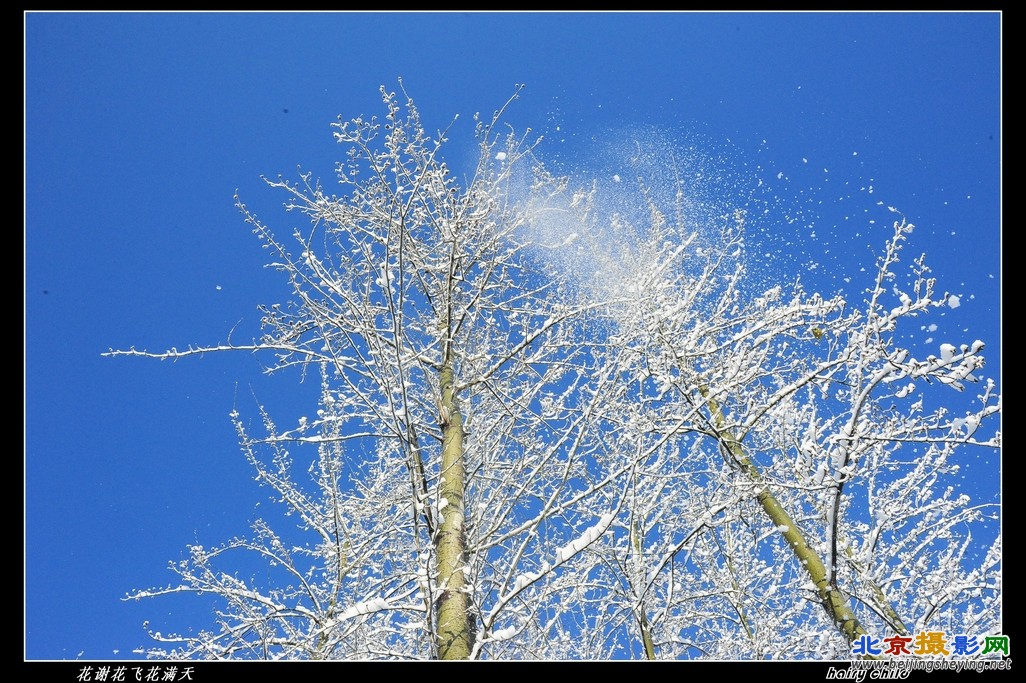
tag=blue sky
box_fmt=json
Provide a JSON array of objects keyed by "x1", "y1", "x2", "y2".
[{"x1": 25, "y1": 11, "x2": 1000, "y2": 660}]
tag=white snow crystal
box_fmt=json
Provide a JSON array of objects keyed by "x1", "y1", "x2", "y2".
[
  {"x1": 495, "y1": 151, "x2": 507, "y2": 161},
  {"x1": 948, "y1": 295, "x2": 961, "y2": 309}
]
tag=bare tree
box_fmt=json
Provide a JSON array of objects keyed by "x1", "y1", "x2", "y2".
[{"x1": 110, "y1": 84, "x2": 1001, "y2": 660}]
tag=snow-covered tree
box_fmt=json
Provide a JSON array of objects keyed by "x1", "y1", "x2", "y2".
[
  {"x1": 532, "y1": 156, "x2": 1001, "y2": 659},
  {"x1": 109, "y1": 84, "x2": 1000, "y2": 660}
]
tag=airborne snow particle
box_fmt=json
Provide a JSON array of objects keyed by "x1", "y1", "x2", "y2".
[
  {"x1": 495, "y1": 151, "x2": 507, "y2": 161},
  {"x1": 948, "y1": 295, "x2": 961, "y2": 309}
]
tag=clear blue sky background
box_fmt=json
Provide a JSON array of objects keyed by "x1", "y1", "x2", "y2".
[{"x1": 25, "y1": 12, "x2": 1000, "y2": 660}]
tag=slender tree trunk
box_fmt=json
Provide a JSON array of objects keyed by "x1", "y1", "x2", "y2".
[
  {"x1": 629, "y1": 497, "x2": 657, "y2": 659},
  {"x1": 637, "y1": 609, "x2": 657, "y2": 660},
  {"x1": 435, "y1": 363, "x2": 473, "y2": 659},
  {"x1": 698, "y1": 386, "x2": 884, "y2": 646}
]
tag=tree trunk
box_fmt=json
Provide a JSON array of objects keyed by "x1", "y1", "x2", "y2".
[
  {"x1": 630, "y1": 504, "x2": 657, "y2": 659},
  {"x1": 435, "y1": 363, "x2": 473, "y2": 659},
  {"x1": 698, "y1": 386, "x2": 879, "y2": 646}
]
